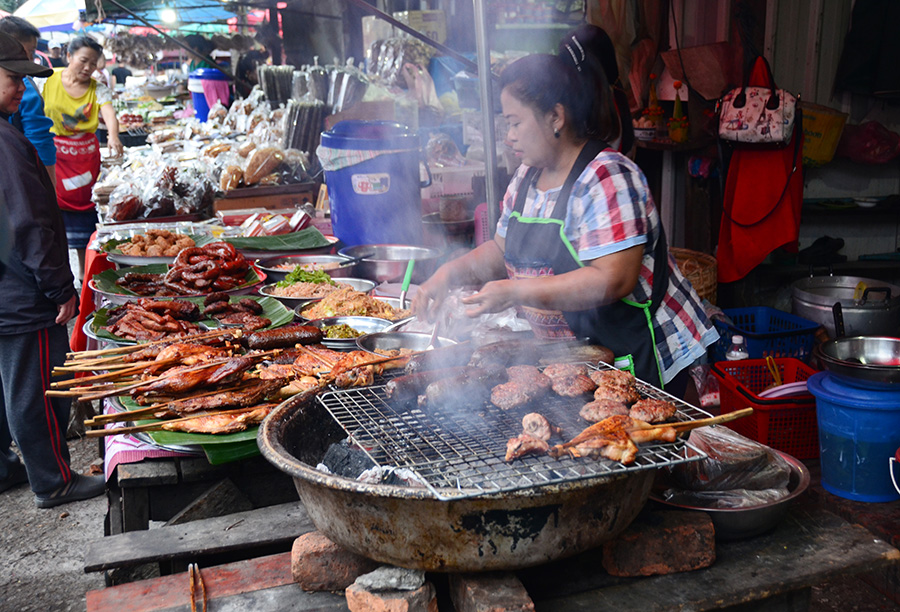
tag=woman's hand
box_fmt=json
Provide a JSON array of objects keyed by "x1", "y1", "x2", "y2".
[
  {"x1": 460, "y1": 279, "x2": 519, "y2": 318},
  {"x1": 106, "y1": 134, "x2": 124, "y2": 158},
  {"x1": 411, "y1": 266, "x2": 451, "y2": 323}
]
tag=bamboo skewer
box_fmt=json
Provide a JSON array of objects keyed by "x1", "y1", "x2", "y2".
[
  {"x1": 85, "y1": 404, "x2": 274, "y2": 438},
  {"x1": 66, "y1": 328, "x2": 240, "y2": 360},
  {"x1": 54, "y1": 360, "x2": 160, "y2": 374},
  {"x1": 626, "y1": 407, "x2": 754, "y2": 433},
  {"x1": 85, "y1": 382, "x2": 258, "y2": 425},
  {"x1": 51, "y1": 358, "x2": 180, "y2": 389}
]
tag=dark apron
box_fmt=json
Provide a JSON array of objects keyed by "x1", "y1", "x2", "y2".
[{"x1": 504, "y1": 140, "x2": 670, "y2": 387}]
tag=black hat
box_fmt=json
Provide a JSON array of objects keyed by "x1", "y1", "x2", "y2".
[{"x1": 0, "y1": 31, "x2": 53, "y2": 78}]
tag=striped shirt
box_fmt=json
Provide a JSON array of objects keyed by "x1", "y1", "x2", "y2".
[{"x1": 496, "y1": 149, "x2": 718, "y2": 383}]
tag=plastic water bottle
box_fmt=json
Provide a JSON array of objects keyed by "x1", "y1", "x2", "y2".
[{"x1": 725, "y1": 335, "x2": 750, "y2": 361}]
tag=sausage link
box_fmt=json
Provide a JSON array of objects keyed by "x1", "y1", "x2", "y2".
[{"x1": 244, "y1": 325, "x2": 323, "y2": 350}]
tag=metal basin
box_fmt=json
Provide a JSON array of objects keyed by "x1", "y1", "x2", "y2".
[
  {"x1": 258, "y1": 392, "x2": 654, "y2": 572},
  {"x1": 256, "y1": 254, "x2": 356, "y2": 283},
  {"x1": 791, "y1": 275, "x2": 900, "y2": 337},
  {"x1": 337, "y1": 244, "x2": 442, "y2": 283},
  {"x1": 356, "y1": 331, "x2": 456, "y2": 354},
  {"x1": 649, "y1": 451, "x2": 810, "y2": 540},
  {"x1": 814, "y1": 336, "x2": 900, "y2": 388}
]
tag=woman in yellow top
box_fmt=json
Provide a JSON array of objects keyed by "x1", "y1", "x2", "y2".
[{"x1": 38, "y1": 36, "x2": 122, "y2": 274}]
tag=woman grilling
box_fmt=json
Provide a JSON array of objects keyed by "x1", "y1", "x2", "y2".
[
  {"x1": 37, "y1": 35, "x2": 122, "y2": 278},
  {"x1": 412, "y1": 53, "x2": 718, "y2": 395}
]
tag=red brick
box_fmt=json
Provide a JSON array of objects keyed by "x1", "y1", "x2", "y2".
[
  {"x1": 602, "y1": 510, "x2": 715, "y2": 577},
  {"x1": 291, "y1": 531, "x2": 379, "y2": 591},
  {"x1": 449, "y1": 572, "x2": 535, "y2": 612},
  {"x1": 345, "y1": 581, "x2": 438, "y2": 612}
]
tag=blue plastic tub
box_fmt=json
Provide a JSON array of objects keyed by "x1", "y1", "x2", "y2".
[
  {"x1": 711, "y1": 307, "x2": 819, "y2": 362},
  {"x1": 188, "y1": 68, "x2": 229, "y2": 121},
  {"x1": 321, "y1": 121, "x2": 428, "y2": 246},
  {"x1": 808, "y1": 371, "x2": 900, "y2": 502}
]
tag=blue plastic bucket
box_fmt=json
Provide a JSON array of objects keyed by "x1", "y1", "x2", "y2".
[
  {"x1": 808, "y1": 371, "x2": 900, "y2": 502},
  {"x1": 321, "y1": 121, "x2": 429, "y2": 246},
  {"x1": 188, "y1": 68, "x2": 229, "y2": 121}
]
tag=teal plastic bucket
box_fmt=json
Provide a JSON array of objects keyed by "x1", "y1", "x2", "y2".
[
  {"x1": 808, "y1": 371, "x2": 900, "y2": 502},
  {"x1": 321, "y1": 121, "x2": 429, "y2": 246}
]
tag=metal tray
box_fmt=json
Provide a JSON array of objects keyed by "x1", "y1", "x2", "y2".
[
  {"x1": 305, "y1": 316, "x2": 394, "y2": 351},
  {"x1": 316, "y1": 362, "x2": 710, "y2": 501}
]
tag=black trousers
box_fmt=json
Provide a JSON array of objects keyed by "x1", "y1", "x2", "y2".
[{"x1": 0, "y1": 325, "x2": 73, "y2": 495}]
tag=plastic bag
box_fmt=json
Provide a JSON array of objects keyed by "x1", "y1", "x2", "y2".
[
  {"x1": 669, "y1": 426, "x2": 792, "y2": 492},
  {"x1": 662, "y1": 487, "x2": 790, "y2": 509},
  {"x1": 835, "y1": 121, "x2": 900, "y2": 164},
  {"x1": 425, "y1": 132, "x2": 467, "y2": 167},
  {"x1": 106, "y1": 182, "x2": 144, "y2": 222},
  {"x1": 396, "y1": 287, "x2": 531, "y2": 342},
  {"x1": 689, "y1": 363, "x2": 720, "y2": 408}
]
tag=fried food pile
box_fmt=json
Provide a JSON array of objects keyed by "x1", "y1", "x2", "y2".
[
  {"x1": 104, "y1": 299, "x2": 202, "y2": 341},
  {"x1": 300, "y1": 287, "x2": 410, "y2": 321},
  {"x1": 114, "y1": 242, "x2": 251, "y2": 296},
  {"x1": 117, "y1": 229, "x2": 195, "y2": 258},
  {"x1": 202, "y1": 292, "x2": 270, "y2": 332}
]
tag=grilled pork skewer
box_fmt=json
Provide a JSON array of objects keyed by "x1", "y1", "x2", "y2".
[{"x1": 66, "y1": 328, "x2": 240, "y2": 361}]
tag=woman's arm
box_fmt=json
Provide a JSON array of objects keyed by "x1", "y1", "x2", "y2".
[
  {"x1": 411, "y1": 236, "x2": 507, "y2": 321},
  {"x1": 99, "y1": 103, "x2": 123, "y2": 157},
  {"x1": 461, "y1": 243, "x2": 643, "y2": 317}
]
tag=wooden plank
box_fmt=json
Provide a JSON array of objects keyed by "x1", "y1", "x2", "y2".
[
  {"x1": 86, "y1": 552, "x2": 349, "y2": 612},
  {"x1": 121, "y1": 486, "x2": 149, "y2": 533},
  {"x1": 165, "y1": 479, "x2": 253, "y2": 526},
  {"x1": 85, "y1": 501, "x2": 313, "y2": 573},
  {"x1": 524, "y1": 504, "x2": 900, "y2": 611},
  {"x1": 118, "y1": 461, "x2": 179, "y2": 488}
]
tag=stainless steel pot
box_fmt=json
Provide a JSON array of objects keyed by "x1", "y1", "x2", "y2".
[
  {"x1": 258, "y1": 392, "x2": 654, "y2": 572},
  {"x1": 337, "y1": 244, "x2": 443, "y2": 283},
  {"x1": 791, "y1": 275, "x2": 900, "y2": 337}
]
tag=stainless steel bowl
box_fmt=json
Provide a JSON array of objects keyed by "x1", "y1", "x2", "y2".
[
  {"x1": 256, "y1": 254, "x2": 355, "y2": 283},
  {"x1": 305, "y1": 316, "x2": 394, "y2": 350},
  {"x1": 814, "y1": 336, "x2": 900, "y2": 388},
  {"x1": 649, "y1": 451, "x2": 810, "y2": 540},
  {"x1": 258, "y1": 278, "x2": 376, "y2": 309},
  {"x1": 337, "y1": 244, "x2": 442, "y2": 283},
  {"x1": 294, "y1": 295, "x2": 410, "y2": 323},
  {"x1": 356, "y1": 331, "x2": 456, "y2": 354}
]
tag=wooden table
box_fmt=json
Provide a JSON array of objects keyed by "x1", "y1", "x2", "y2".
[{"x1": 87, "y1": 500, "x2": 899, "y2": 612}]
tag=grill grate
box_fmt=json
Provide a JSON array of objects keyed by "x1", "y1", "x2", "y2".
[{"x1": 318, "y1": 363, "x2": 710, "y2": 500}]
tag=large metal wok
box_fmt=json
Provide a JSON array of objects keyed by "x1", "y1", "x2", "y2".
[{"x1": 259, "y1": 366, "x2": 707, "y2": 572}]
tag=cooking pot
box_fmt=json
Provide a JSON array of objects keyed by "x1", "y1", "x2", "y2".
[
  {"x1": 791, "y1": 275, "x2": 900, "y2": 337},
  {"x1": 258, "y1": 391, "x2": 654, "y2": 572}
]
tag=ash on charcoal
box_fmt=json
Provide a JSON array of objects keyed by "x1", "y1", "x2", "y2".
[
  {"x1": 354, "y1": 566, "x2": 426, "y2": 592},
  {"x1": 318, "y1": 440, "x2": 376, "y2": 479},
  {"x1": 358, "y1": 466, "x2": 427, "y2": 488}
]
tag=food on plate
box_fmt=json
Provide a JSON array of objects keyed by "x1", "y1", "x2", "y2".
[
  {"x1": 116, "y1": 229, "x2": 195, "y2": 257},
  {"x1": 242, "y1": 325, "x2": 323, "y2": 350},
  {"x1": 590, "y1": 369, "x2": 641, "y2": 404},
  {"x1": 542, "y1": 362, "x2": 597, "y2": 397},
  {"x1": 103, "y1": 299, "x2": 203, "y2": 341},
  {"x1": 579, "y1": 398, "x2": 629, "y2": 423},
  {"x1": 299, "y1": 287, "x2": 410, "y2": 321},
  {"x1": 490, "y1": 365, "x2": 551, "y2": 410},
  {"x1": 629, "y1": 398, "x2": 678, "y2": 424},
  {"x1": 321, "y1": 324, "x2": 362, "y2": 339},
  {"x1": 160, "y1": 404, "x2": 277, "y2": 434},
  {"x1": 163, "y1": 241, "x2": 250, "y2": 294},
  {"x1": 202, "y1": 293, "x2": 270, "y2": 331},
  {"x1": 272, "y1": 268, "x2": 345, "y2": 298}
]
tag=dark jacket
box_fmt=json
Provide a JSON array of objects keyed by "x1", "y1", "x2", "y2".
[{"x1": 0, "y1": 116, "x2": 76, "y2": 334}]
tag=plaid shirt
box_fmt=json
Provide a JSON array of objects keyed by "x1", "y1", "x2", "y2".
[{"x1": 497, "y1": 149, "x2": 719, "y2": 383}]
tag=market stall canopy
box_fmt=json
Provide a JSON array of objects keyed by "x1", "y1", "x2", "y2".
[
  {"x1": 89, "y1": 0, "x2": 237, "y2": 30},
  {"x1": 14, "y1": 0, "x2": 86, "y2": 31}
]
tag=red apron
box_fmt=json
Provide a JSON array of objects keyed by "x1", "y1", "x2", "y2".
[{"x1": 54, "y1": 133, "x2": 101, "y2": 212}]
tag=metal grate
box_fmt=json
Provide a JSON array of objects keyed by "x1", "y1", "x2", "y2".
[{"x1": 318, "y1": 363, "x2": 711, "y2": 500}]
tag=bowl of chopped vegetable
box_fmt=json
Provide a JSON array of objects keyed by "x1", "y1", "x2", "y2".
[
  {"x1": 256, "y1": 255, "x2": 356, "y2": 283},
  {"x1": 258, "y1": 267, "x2": 376, "y2": 309},
  {"x1": 304, "y1": 316, "x2": 394, "y2": 350}
]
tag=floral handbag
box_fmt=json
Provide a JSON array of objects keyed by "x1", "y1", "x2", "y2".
[{"x1": 718, "y1": 58, "x2": 797, "y2": 146}]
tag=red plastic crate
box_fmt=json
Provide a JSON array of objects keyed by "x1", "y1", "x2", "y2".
[{"x1": 710, "y1": 358, "x2": 820, "y2": 459}]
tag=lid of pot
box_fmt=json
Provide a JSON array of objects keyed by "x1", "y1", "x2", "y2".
[{"x1": 791, "y1": 275, "x2": 900, "y2": 308}]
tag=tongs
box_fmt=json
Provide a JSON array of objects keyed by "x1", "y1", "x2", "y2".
[
  {"x1": 398, "y1": 259, "x2": 416, "y2": 309},
  {"x1": 765, "y1": 355, "x2": 784, "y2": 387},
  {"x1": 338, "y1": 252, "x2": 374, "y2": 268}
]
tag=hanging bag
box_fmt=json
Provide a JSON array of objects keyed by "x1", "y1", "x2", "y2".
[{"x1": 718, "y1": 57, "x2": 797, "y2": 147}]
